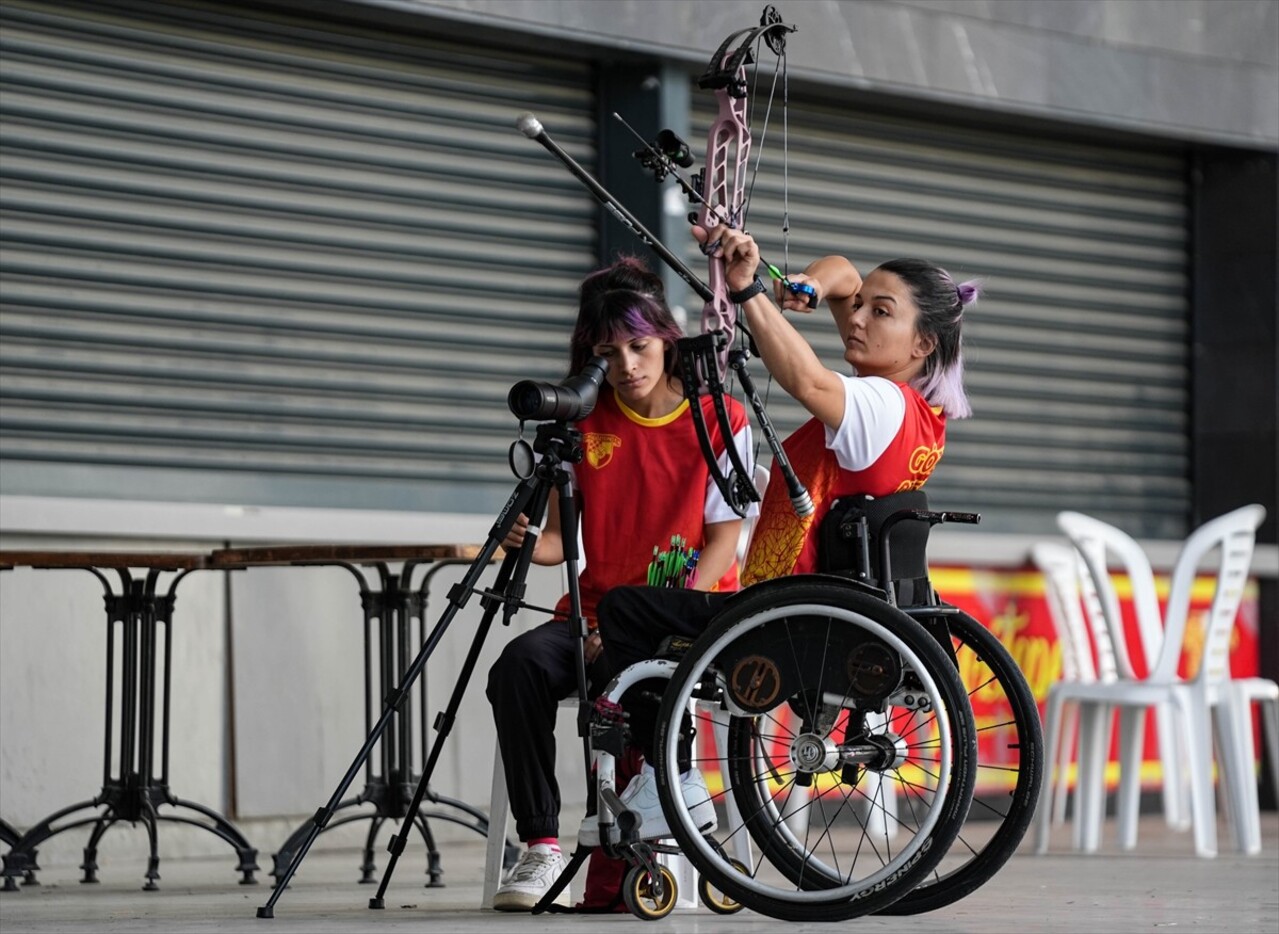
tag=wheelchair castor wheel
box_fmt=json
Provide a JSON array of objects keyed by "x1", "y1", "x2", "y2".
[
  {"x1": 622, "y1": 863, "x2": 678, "y2": 921},
  {"x1": 697, "y1": 857, "x2": 747, "y2": 914}
]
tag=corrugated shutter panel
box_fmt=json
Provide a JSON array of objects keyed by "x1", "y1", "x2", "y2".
[
  {"x1": 692, "y1": 92, "x2": 1189, "y2": 539},
  {"x1": 0, "y1": 0, "x2": 596, "y2": 512}
]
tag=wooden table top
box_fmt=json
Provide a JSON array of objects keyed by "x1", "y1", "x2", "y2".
[
  {"x1": 0, "y1": 545, "x2": 499, "y2": 572},
  {"x1": 208, "y1": 543, "x2": 493, "y2": 568},
  {"x1": 0, "y1": 551, "x2": 208, "y2": 570}
]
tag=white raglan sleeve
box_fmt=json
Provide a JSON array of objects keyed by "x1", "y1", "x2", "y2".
[{"x1": 824, "y1": 375, "x2": 907, "y2": 471}]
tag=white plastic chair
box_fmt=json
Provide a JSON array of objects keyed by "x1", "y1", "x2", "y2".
[
  {"x1": 1053, "y1": 512, "x2": 1192, "y2": 846},
  {"x1": 1039, "y1": 505, "x2": 1266, "y2": 858},
  {"x1": 1237, "y1": 678, "x2": 1279, "y2": 777},
  {"x1": 1032, "y1": 542, "x2": 1098, "y2": 830},
  {"x1": 1034, "y1": 535, "x2": 1183, "y2": 853},
  {"x1": 1220, "y1": 600, "x2": 1279, "y2": 855}
]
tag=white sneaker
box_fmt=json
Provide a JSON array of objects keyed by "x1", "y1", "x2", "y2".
[
  {"x1": 617, "y1": 767, "x2": 718, "y2": 840},
  {"x1": 492, "y1": 844, "x2": 571, "y2": 911}
]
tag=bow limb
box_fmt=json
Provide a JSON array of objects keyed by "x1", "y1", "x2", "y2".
[
  {"x1": 680, "y1": 10, "x2": 798, "y2": 516},
  {"x1": 678, "y1": 53, "x2": 760, "y2": 517}
]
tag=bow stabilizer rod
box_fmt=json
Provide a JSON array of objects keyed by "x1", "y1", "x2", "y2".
[{"x1": 517, "y1": 113, "x2": 713, "y2": 305}]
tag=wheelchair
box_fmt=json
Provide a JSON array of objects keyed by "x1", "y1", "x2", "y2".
[{"x1": 584, "y1": 490, "x2": 1043, "y2": 921}]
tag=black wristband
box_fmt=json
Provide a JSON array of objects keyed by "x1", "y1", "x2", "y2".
[{"x1": 728, "y1": 276, "x2": 766, "y2": 305}]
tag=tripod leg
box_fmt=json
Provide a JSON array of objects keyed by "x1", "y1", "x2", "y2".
[
  {"x1": 368, "y1": 549, "x2": 520, "y2": 909},
  {"x1": 555, "y1": 474, "x2": 594, "y2": 791},
  {"x1": 256, "y1": 486, "x2": 530, "y2": 919}
]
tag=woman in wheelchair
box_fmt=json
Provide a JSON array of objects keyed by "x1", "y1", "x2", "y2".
[
  {"x1": 595, "y1": 225, "x2": 977, "y2": 852},
  {"x1": 486, "y1": 256, "x2": 757, "y2": 911}
]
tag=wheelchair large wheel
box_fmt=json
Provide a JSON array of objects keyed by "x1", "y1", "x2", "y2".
[
  {"x1": 877, "y1": 608, "x2": 1043, "y2": 914},
  {"x1": 652, "y1": 578, "x2": 977, "y2": 922}
]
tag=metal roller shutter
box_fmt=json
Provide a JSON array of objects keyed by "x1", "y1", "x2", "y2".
[
  {"x1": 692, "y1": 91, "x2": 1190, "y2": 538},
  {"x1": 0, "y1": 0, "x2": 596, "y2": 513}
]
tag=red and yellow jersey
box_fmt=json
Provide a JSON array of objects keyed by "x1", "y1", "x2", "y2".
[
  {"x1": 742, "y1": 377, "x2": 945, "y2": 584},
  {"x1": 554, "y1": 387, "x2": 751, "y2": 627}
]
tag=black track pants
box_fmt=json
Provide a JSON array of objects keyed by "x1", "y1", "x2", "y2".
[{"x1": 486, "y1": 619, "x2": 609, "y2": 842}]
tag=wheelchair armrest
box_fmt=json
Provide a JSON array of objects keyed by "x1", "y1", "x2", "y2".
[
  {"x1": 878, "y1": 509, "x2": 981, "y2": 606},
  {"x1": 934, "y1": 511, "x2": 981, "y2": 525}
]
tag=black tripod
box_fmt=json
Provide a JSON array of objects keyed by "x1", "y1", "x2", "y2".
[{"x1": 258, "y1": 418, "x2": 594, "y2": 918}]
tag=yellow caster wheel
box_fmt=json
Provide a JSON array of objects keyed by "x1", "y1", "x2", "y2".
[
  {"x1": 622, "y1": 864, "x2": 678, "y2": 920},
  {"x1": 698, "y1": 857, "x2": 748, "y2": 914}
]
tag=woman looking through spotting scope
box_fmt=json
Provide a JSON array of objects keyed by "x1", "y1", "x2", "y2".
[{"x1": 486, "y1": 255, "x2": 757, "y2": 911}]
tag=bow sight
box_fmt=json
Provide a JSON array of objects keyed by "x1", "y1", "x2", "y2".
[
  {"x1": 618, "y1": 113, "x2": 818, "y2": 312},
  {"x1": 633, "y1": 127, "x2": 694, "y2": 182}
]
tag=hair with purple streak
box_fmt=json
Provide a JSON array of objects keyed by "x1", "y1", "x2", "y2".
[
  {"x1": 569, "y1": 256, "x2": 684, "y2": 377},
  {"x1": 874, "y1": 258, "x2": 978, "y2": 419}
]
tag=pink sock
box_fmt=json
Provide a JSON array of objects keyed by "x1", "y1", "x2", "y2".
[{"x1": 528, "y1": 836, "x2": 560, "y2": 851}]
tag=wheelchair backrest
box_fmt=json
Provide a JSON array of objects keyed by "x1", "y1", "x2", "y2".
[{"x1": 817, "y1": 490, "x2": 934, "y2": 606}]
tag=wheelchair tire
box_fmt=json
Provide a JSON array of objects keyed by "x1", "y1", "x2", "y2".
[
  {"x1": 878, "y1": 608, "x2": 1044, "y2": 914},
  {"x1": 652, "y1": 579, "x2": 977, "y2": 922}
]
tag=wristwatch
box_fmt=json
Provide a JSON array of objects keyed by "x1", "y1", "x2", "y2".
[{"x1": 728, "y1": 276, "x2": 766, "y2": 305}]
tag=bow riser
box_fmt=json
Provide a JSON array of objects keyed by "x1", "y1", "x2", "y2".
[{"x1": 699, "y1": 86, "x2": 751, "y2": 364}]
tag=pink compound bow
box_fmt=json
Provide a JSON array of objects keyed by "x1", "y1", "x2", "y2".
[{"x1": 518, "y1": 6, "x2": 812, "y2": 518}]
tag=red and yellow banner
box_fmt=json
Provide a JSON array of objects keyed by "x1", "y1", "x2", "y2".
[
  {"x1": 935, "y1": 565, "x2": 1262, "y2": 791},
  {"x1": 694, "y1": 567, "x2": 1262, "y2": 797}
]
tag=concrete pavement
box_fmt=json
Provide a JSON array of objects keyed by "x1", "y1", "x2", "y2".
[{"x1": 1, "y1": 812, "x2": 1276, "y2": 933}]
